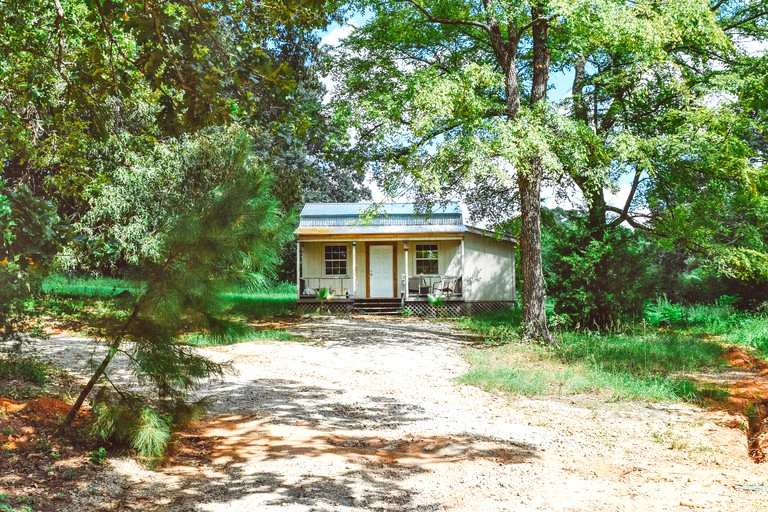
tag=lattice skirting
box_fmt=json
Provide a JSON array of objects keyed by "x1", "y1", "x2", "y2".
[
  {"x1": 297, "y1": 302, "x2": 353, "y2": 314},
  {"x1": 403, "y1": 301, "x2": 515, "y2": 318},
  {"x1": 297, "y1": 300, "x2": 514, "y2": 317}
]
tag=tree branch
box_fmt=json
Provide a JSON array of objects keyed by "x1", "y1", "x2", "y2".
[{"x1": 396, "y1": 0, "x2": 491, "y2": 34}]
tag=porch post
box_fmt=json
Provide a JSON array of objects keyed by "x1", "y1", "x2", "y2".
[
  {"x1": 296, "y1": 241, "x2": 301, "y2": 301},
  {"x1": 460, "y1": 238, "x2": 465, "y2": 298},
  {"x1": 403, "y1": 241, "x2": 409, "y2": 300},
  {"x1": 351, "y1": 241, "x2": 357, "y2": 299}
]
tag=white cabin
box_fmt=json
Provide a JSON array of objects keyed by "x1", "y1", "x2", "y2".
[{"x1": 294, "y1": 203, "x2": 516, "y2": 315}]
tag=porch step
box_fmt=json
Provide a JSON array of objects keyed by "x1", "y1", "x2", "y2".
[{"x1": 353, "y1": 299, "x2": 403, "y2": 315}]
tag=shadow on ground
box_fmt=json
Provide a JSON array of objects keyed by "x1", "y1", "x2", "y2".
[
  {"x1": 290, "y1": 317, "x2": 464, "y2": 348},
  {"x1": 202, "y1": 377, "x2": 428, "y2": 429}
]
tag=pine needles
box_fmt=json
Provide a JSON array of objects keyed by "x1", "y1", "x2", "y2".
[{"x1": 62, "y1": 129, "x2": 294, "y2": 463}]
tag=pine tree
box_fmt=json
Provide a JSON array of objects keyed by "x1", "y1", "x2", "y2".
[{"x1": 60, "y1": 132, "x2": 293, "y2": 461}]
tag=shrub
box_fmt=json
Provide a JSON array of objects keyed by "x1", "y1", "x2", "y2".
[
  {"x1": 543, "y1": 210, "x2": 654, "y2": 330},
  {"x1": 0, "y1": 355, "x2": 49, "y2": 385}
]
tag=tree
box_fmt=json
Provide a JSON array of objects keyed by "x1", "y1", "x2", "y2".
[
  {"x1": 0, "y1": 182, "x2": 68, "y2": 339},
  {"x1": 61, "y1": 132, "x2": 293, "y2": 452},
  {"x1": 0, "y1": 0, "x2": 339, "y2": 223},
  {"x1": 330, "y1": 0, "x2": 725, "y2": 341},
  {"x1": 557, "y1": 1, "x2": 768, "y2": 293}
]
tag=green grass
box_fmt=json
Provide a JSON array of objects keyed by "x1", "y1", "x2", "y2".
[
  {"x1": 459, "y1": 332, "x2": 727, "y2": 402},
  {"x1": 183, "y1": 328, "x2": 298, "y2": 346},
  {"x1": 43, "y1": 275, "x2": 143, "y2": 298},
  {"x1": 223, "y1": 281, "x2": 297, "y2": 320},
  {"x1": 458, "y1": 303, "x2": 736, "y2": 403},
  {"x1": 0, "y1": 355, "x2": 50, "y2": 385},
  {"x1": 645, "y1": 296, "x2": 768, "y2": 356},
  {"x1": 33, "y1": 275, "x2": 298, "y2": 331}
]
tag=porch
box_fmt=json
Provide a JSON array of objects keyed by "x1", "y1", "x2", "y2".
[{"x1": 296, "y1": 239, "x2": 465, "y2": 305}]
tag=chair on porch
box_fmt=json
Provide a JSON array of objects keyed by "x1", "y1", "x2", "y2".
[
  {"x1": 432, "y1": 276, "x2": 462, "y2": 298},
  {"x1": 408, "y1": 276, "x2": 429, "y2": 297}
]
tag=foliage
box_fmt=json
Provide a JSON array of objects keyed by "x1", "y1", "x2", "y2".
[
  {"x1": 459, "y1": 324, "x2": 726, "y2": 402},
  {"x1": 644, "y1": 296, "x2": 768, "y2": 357},
  {"x1": 0, "y1": 182, "x2": 68, "y2": 339},
  {"x1": 543, "y1": 209, "x2": 654, "y2": 329},
  {"x1": 184, "y1": 328, "x2": 297, "y2": 346},
  {"x1": 62, "y1": 132, "x2": 293, "y2": 453},
  {"x1": 556, "y1": 1, "x2": 768, "y2": 287},
  {"x1": 90, "y1": 395, "x2": 172, "y2": 465},
  {"x1": 43, "y1": 275, "x2": 142, "y2": 298},
  {"x1": 0, "y1": 355, "x2": 50, "y2": 386},
  {"x1": 331, "y1": 0, "x2": 733, "y2": 341},
  {"x1": 87, "y1": 446, "x2": 108, "y2": 465}
]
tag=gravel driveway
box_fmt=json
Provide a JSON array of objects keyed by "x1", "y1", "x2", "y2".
[{"x1": 19, "y1": 316, "x2": 768, "y2": 511}]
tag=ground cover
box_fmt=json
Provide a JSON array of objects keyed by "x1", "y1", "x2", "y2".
[
  {"x1": 2, "y1": 316, "x2": 768, "y2": 511},
  {"x1": 21, "y1": 276, "x2": 298, "y2": 340}
]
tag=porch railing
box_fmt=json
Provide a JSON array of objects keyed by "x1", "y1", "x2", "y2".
[
  {"x1": 299, "y1": 276, "x2": 352, "y2": 299},
  {"x1": 402, "y1": 274, "x2": 463, "y2": 300}
]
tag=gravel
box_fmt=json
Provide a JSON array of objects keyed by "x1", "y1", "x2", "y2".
[{"x1": 12, "y1": 316, "x2": 768, "y2": 511}]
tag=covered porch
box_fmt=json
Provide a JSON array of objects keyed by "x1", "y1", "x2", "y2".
[{"x1": 295, "y1": 237, "x2": 465, "y2": 305}]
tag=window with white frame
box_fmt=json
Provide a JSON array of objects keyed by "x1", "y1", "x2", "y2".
[
  {"x1": 415, "y1": 244, "x2": 438, "y2": 274},
  {"x1": 324, "y1": 245, "x2": 348, "y2": 275}
]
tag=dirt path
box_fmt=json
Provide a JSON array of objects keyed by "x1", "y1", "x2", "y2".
[{"x1": 11, "y1": 317, "x2": 768, "y2": 511}]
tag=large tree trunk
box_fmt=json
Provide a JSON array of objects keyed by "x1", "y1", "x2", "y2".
[
  {"x1": 518, "y1": 165, "x2": 551, "y2": 341},
  {"x1": 516, "y1": 4, "x2": 552, "y2": 343}
]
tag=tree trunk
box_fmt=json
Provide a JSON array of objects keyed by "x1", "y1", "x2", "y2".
[
  {"x1": 60, "y1": 343, "x2": 118, "y2": 431},
  {"x1": 518, "y1": 165, "x2": 552, "y2": 342},
  {"x1": 60, "y1": 297, "x2": 143, "y2": 432},
  {"x1": 516, "y1": 4, "x2": 552, "y2": 343}
]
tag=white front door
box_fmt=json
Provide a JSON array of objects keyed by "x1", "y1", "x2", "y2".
[{"x1": 369, "y1": 244, "x2": 394, "y2": 297}]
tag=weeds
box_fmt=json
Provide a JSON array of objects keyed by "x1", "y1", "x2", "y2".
[
  {"x1": 88, "y1": 446, "x2": 108, "y2": 465},
  {"x1": 458, "y1": 299, "x2": 745, "y2": 403},
  {"x1": 0, "y1": 356, "x2": 50, "y2": 386},
  {"x1": 184, "y1": 329, "x2": 297, "y2": 346}
]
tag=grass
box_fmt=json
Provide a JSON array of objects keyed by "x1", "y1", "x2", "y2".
[
  {"x1": 459, "y1": 334, "x2": 726, "y2": 402},
  {"x1": 0, "y1": 355, "x2": 51, "y2": 386},
  {"x1": 183, "y1": 328, "x2": 298, "y2": 346},
  {"x1": 30, "y1": 275, "x2": 299, "y2": 332},
  {"x1": 223, "y1": 281, "x2": 297, "y2": 320},
  {"x1": 457, "y1": 298, "x2": 755, "y2": 403},
  {"x1": 42, "y1": 275, "x2": 143, "y2": 298},
  {"x1": 645, "y1": 296, "x2": 768, "y2": 356}
]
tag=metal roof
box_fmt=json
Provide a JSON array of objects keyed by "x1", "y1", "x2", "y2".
[
  {"x1": 295, "y1": 202, "x2": 516, "y2": 243},
  {"x1": 300, "y1": 202, "x2": 462, "y2": 217}
]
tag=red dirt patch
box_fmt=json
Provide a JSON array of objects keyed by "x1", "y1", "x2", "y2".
[
  {"x1": 723, "y1": 346, "x2": 768, "y2": 375},
  {"x1": 699, "y1": 346, "x2": 768, "y2": 463}
]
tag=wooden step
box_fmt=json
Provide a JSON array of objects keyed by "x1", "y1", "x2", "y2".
[{"x1": 352, "y1": 298, "x2": 403, "y2": 315}]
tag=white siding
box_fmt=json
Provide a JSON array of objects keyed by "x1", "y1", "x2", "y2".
[
  {"x1": 300, "y1": 236, "x2": 513, "y2": 301},
  {"x1": 299, "y1": 242, "x2": 355, "y2": 296},
  {"x1": 463, "y1": 233, "x2": 516, "y2": 301},
  {"x1": 404, "y1": 240, "x2": 461, "y2": 277}
]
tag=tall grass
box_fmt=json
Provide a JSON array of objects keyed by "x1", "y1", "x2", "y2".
[
  {"x1": 645, "y1": 296, "x2": 768, "y2": 356},
  {"x1": 459, "y1": 330, "x2": 726, "y2": 402},
  {"x1": 41, "y1": 275, "x2": 298, "y2": 321},
  {"x1": 43, "y1": 275, "x2": 143, "y2": 298},
  {"x1": 458, "y1": 302, "x2": 737, "y2": 403},
  {"x1": 222, "y1": 281, "x2": 297, "y2": 319}
]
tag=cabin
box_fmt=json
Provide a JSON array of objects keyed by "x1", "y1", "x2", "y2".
[{"x1": 294, "y1": 202, "x2": 516, "y2": 315}]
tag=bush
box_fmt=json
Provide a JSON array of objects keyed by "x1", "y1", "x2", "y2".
[
  {"x1": 0, "y1": 355, "x2": 49, "y2": 385},
  {"x1": 543, "y1": 210, "x2": 654, "y2": 330},
  {"x1": 89, "y1": 392, "x2": 207, "y2": 466}
]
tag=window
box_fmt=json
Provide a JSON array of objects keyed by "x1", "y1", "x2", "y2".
[
  {"x1": 415, "y1": 244, "x2": 438, "y2": 274},
  {"x1": 324, "y1": 245, "x2": 348, "y2": 275}
]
